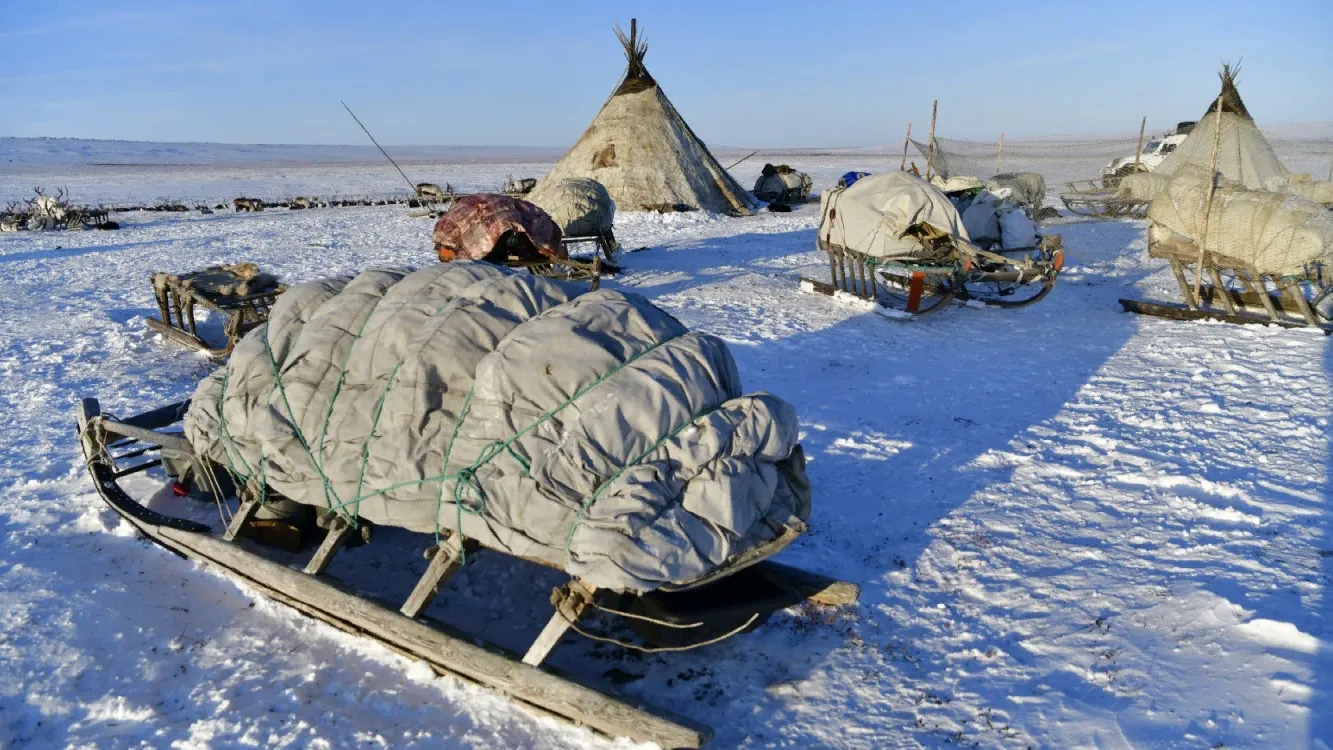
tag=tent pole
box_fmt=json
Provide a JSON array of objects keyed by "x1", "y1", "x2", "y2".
[
  {"x1": 899, "y1": 123, "x2": 912, "y2": 172},
  {"x1": 997, "y1": 132, "x2": 1004, "y2": 174},
  {"x1": 342, "y1": 101, "x2": 419, "y2": 194},
  {"x1": 924, "y1": 101, "x2": 938, "y2": 181},
  {"x1": 1192, "y1": 95, "x2": 1226, "y2": 307},
  {"x1": 1134, "y1": 116, "x2": 1146, "y2": 165}
]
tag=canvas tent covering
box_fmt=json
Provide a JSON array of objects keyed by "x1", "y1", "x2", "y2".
[
  {"x1": 1147, "y1": 165, "x2": 1333, "y2": 277},
  {"x1": 1153, "y1": 64, "x2": 1288, "y2": 190},
  {"x1": 532, "y1": 21, "x2": 759, "y2": 216},
  {"x1": 432, "y1": 194, "x2": 565, "y2": 263},
  {"x1": 818, "y1": 171, "x2": 972, "y2": 261},
  {"x1": 183, "y1": 263, "x2": 811, "y2": 594},
  {"x1": 525, "y1": 177, "x2": 616, "y2": 238},
  {"x1": 752, "y1": 164, "x2": 813, "y2": 204}
]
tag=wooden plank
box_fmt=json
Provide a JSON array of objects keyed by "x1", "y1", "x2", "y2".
[
  {"x1": 1118, "y1": 297, "x2": 1332, "y2": 332},
  {"x1": 751, "y1": 560, "x2": 860, "y2": 606},
  {"x1": 224, "y1": 494, "x2": 261, "y2": 541},
  {"x1": 151, "y1": 526, "x2": 710, "y2": 748}
]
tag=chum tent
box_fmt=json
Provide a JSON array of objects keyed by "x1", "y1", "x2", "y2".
[
  {"x1": 533, "y1": 20, "x2": 760, "y2": 216},
  {"x1": 1152, "y1": 63, "x2": 1288, "y2": 190}
]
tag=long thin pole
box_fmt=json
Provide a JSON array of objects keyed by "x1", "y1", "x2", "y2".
[
  {"x1": 1192, "y1": 96, "x2": 1225, "y2": 306},
  {"x1": 1134, "y1": 116, "x2": 1147, "y2": 165},
  {"x1": 901, "y1": 122, "x2": 911, "y2": 170},
  {"x1": 924, "y1": 100, "x2": 938, "y2": 181},
  {"x1": 997, "y1": 132, "x2": 1004, "y2": 173},
  {"x1": 724, "y1": 150, "x2": 759, "y2": 171},
  {"x1": 342, "y1": 101, "x2": 418, "y2": 193}
]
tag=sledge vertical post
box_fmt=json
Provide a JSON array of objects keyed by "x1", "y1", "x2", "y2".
[
  {"x1": 400, "y1": 532, "x2": 469, "y2": 619},
  {"x1": 1134, "y1": 116, "x2": 1147, "y2": 165},
  {"x1": 304, "y1": 514, "x2": 356, "y2": 575},
  {"x1": 899, "y1": 123, "x2": 912, "y2": 171},
  {"x1": 924, "y1": 101, "x2": 939, "y2": 181},
  {"x1": 1192, "y1": 95, "x2": 1226, "y2": 306}
]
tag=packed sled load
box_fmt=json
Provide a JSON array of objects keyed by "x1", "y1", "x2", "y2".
[
  {"x1": 525, "y1": 177, "x2": 616, "y2": 238},
  {"x1": 985, "y1": 172, "x2": 1046, "y2": 213},
  {"x1": 819, "y1": 171, "x2": 970, "y2": 260},
  {"x1": 183, "y1": 263, "x2": 811, "y2": 593},
  {"x1": 533, "y1": 20, "x2": 759, "y2": 216},
  {"x1": 752, "y1": 164, "x2": 814, "y2": 205},
  {"x1": 432, "y1": 194, "x2": 565, "y2": 263},
  {"x1": 1148, "y1": 165, "x2": 1333, "y2": 277}
]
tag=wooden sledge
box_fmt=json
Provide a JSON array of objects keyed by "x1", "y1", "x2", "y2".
[
  {"x1": 75, "y1": 398, "x2": 857, "y2": 748},
  {"x1": 1119, "y1": 224, "x2": 1333, "y2": 332},
  {"x1": 801, "y1": 235, "x2": 1063, "y2": 318},
  {"x1": 1059, "y1": 180, "x2": 1149, "y2": 220},
  {"x1": 145, "y1": 266, "x2": 285, "y2": 358}
]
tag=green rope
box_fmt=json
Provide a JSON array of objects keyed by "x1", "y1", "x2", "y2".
[{"x1": 210, "y1": 275, "x2": 710, "y2": 569}]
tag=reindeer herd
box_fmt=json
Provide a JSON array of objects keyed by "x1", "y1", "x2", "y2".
[
  {"x1": 0, "y1": 180, "x2": 469, "y2": 233},
  {"x1": 1, "y1": 187, "x2": 116, "y2": 232}
]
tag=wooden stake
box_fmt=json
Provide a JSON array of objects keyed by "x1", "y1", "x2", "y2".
[
  {"x1": 899, "y1": 123, "x2": 912, "y2": 171},
  {"x1": 997, "y1": 132, "x2": 1004, "y2": 173},
  {"x1": 1134, "y1": 116, "x2": 1147, "y2": 165},
  {"x1": 924, "y1": 100, "x2": 938, "y2": 181},
  {"x1": 1192, "y1": 96, "x2": 1226, "y2": 306}
]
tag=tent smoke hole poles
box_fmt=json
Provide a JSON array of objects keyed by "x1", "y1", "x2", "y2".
[{"x1": 75, "y1": 399, "x2": 857, "y2": 747}]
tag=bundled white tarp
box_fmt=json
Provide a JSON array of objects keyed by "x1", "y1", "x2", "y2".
[
  {"x1": 184, "y1": 264, "x2": 811, "y2": 593},
  {"x1": 956, "y1": 190, "x2": 1039, "y2": 250},
  {"x1": 1116, "y1": 172, "x2": 1170, "y2": 202},
  {"x1": 752, "y1": 165, "x2": 813, "y2": 204},
  {"x1": 1147, "y1": 166, "x2": 1333, "y2": 276},
  {"x1": 1266, "y1": 175, "x2": 1333, "y2": 205},
  {"x1": 986, "y1": 172, "x2": 1046, "y2": 212},
  {"x1": 525, "y1": 177, "x2": 616, "y2": 237},
  {"x1": 818, "y1": 172, "x2": 970, "y2": 260},
  {"x1": 929, "y1": 174, "x2": 984, "y2": 193}
]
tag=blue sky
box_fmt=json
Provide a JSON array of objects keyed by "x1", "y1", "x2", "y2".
[{"x1": 0, "y1": 0, "x2": 1328, "y2": 147}]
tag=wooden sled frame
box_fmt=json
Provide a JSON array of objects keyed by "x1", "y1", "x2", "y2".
[
  {"x1": 1059, "y1": 179, "x2": 1149, "y2": 219},
  {"x1": 146, "y1": 272, "x2": 285, "y2": 358},
  {"x1": 560, "y1": 230, "x2": 619, "y2": 266},
  {"x1": 1119, "y1": 224, "x2": 1333, "y2": 332},
  {"x1": 75, "y1": 398, "x2": 858, "y2": 748},
  {"x1": 501, "y1": 254, "x2": 604, "y2": 290},
  {"x1": 801, "y1": 235, "x2": 1063, "y2": 318}
]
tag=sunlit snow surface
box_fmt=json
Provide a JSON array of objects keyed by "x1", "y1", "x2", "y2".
[{"x1": 1, "y1": 140, "x2": 1331, "y2": 749}]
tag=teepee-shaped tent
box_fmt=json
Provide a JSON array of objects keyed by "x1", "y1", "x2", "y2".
[
  {"x1": 1153, "y1": 63, "x2": 1288, "y2": 189},
  {"x1": 535, "y1": 20, "x2": 760, "y2": 216}
]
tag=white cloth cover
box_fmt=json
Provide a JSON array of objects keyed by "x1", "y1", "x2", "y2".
[
  {"x1": 753, "y1": 169, "x2": 813, "y2": 204},
  {"x1": 526, "y1": 177, "x2": 616, "y2": 237},
  {"x1": 818, "y1": 172, "x2": 971, "y2": 260},
  {"x1": 1147, "y1": 166, "x2": 1333, "y2": 276},
  {"x1": 183, "y1": 264, "x2": 811, "y2": 594},
  {"x1": 986, "y1": 172, "x2": 1046, "y2": 211},
  {"x1": 1266, "y1": 174, "x2": 1333, "y2": 205},
  {"x1": 1116, "y1": 172, "x2": 1170, "y2": 202},
  {"x1": 929, "y1": 174, "x2": 984, "y2": 193},
  {"x1": 1153, "y1": 110, "x2": 1288, "y2": 190}
]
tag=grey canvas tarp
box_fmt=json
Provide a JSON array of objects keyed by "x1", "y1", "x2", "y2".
[
  {"x1": 184, "y1": 263, "x2": 811, "y2": 594},
  {"x1": 818, "y1": 171, "x2": 971, "y2": 260},
  {"x1": 1147, "y1": 165, "x2": 1333, "y2": 276},
  {"x1": 526, "y1": 177, "x2": 616, "y2": 237}
]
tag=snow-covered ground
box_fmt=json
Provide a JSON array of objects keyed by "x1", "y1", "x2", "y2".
[{"x1": 1, "y1": 148, "x2": 1331, "y2": 749}]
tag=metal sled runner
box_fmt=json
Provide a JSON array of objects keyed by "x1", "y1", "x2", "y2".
[
  {"x1": 802, "y1": 234, "x2": 1064, "y2": 317},
  {"x1": 75, "y1": 399, "x2": 858, "y2": 748},
  {"x1": 1119, "y1": 224, "x2": 1333, "y2": 332}
]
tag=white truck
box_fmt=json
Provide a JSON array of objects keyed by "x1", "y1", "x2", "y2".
[{"x1": 1100, "y1": 121, "x2": 1195, "y2": 186}]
